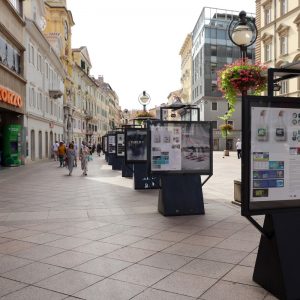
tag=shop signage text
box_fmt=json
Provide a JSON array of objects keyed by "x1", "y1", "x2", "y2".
[{"x1": 0, "y1": 86, "x2": 23, "y2": 108}]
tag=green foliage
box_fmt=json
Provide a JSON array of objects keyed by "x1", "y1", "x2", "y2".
[{"x1": 218, "y1": 59, "x2": 267, "y2": 120}]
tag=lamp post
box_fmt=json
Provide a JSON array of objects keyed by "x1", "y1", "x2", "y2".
[
  {"x1": 228, "y1": 11, "x2": 257, "y2": 62},
  {"x1": 138, "y1": 91, "x2": 151, "y2": 112},
  {"x1": 227, "y1": 10, "x2": 257, "y2": 146}
]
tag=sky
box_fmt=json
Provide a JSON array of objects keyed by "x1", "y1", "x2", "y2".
[{"x1": 68, "y1": 0, "x2": 255, "y2": 111}]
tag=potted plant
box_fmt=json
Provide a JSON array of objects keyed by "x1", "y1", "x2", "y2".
[
  {"x1": 219, "y1": 123, "x2": 233, "y2": 156},
  {"x1": 218, "y1": 58, "x2": 267, "y2": 119}
]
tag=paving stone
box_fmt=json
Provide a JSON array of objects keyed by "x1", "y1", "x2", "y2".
[
  {"x1": 36, "y1": 269, "x2": 102, "y2": 295},
  {"x1": 0, "y1": 286, "x2": 66, "y2": 300},
  {"x1": 132, "y1": 288, "x2": 195, "y2": 300},
  {"x1": 75, "y1": 278, "x2": 145, "y2": 300},
  {"x1": 74, "y1": 256, "x2": 132, "y2": 276},
  {"x1": 111, "y1": 264, "x2": 172, "y2": 286},
  {"x1": 0, "y1": 277, "x2": 27, "y2": 297},
  {"x1": 201, "y1": 280, "x2": 267, "y2": 300},
  {"x1": 2, "y1": 262, "x2": 65, "y2": 284},
  {"x1": 153, "y1": 271, "x2": 216, "y2": 298},
  {"x1": 0, "y1": 255, "x2": 32, "y2": 273}
]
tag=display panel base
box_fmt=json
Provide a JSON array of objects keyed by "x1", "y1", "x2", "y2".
[
  {"x1": 112, "y1": 157, "x2": 122, "y2": 170},
  {"x1": 133, "y1": 163, "x2": 160, "y2": 190},
  {"x1": 158, "y1": 174, "x2": 204, "y2": 216},
  {"x1": 105, "y1": 153, "x2": 108, "y2": 162},
  {"x1": 253, "y1": 212, "x2": 300, "y2": 300},
  {"x1": 122, "y1": 161, "x2": 133, "y2": 178},
  {"x1": 108, "y1": 153, "x2": 114, "y2": 165}
]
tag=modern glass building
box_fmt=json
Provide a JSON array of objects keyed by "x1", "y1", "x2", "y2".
[{"x1": 191, "y1": 7, "x2": 255, "y2": 151}]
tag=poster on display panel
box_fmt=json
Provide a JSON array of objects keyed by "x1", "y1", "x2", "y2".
[
  {"x1": 148, "y1": 121, "x2": 212, "y2": 174},
  {"x1": 242, "y1": 96, "x2": 300, "y2": 216},
  {"x1": 116, "y1": 132, "x2": 125, "y2": 157},
  {"x1": 108, "y1": 134, "x2": 116, "y2": 154},
  {"x1": 125, "y1": 128, "x2": 147, "y2": 163},
  {"x1": 103, "y1": 135, "x2": 108, "y2": 154}
]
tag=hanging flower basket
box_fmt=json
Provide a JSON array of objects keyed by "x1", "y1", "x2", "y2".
[
  {"x1": 217, "y1": 59, "x2": 267, "y2": 120},
  {"x1": 219, "y1": 123, "x2": 233, "y2": 138}
]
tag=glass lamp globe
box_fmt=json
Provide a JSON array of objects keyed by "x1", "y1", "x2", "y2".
[{"x1": 231, "y1": 24, "x2": 253, "y2": 46}]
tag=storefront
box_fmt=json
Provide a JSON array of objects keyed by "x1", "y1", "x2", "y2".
[{"x1": 0, "y1": 85, "x2": 25, "y2": 167}]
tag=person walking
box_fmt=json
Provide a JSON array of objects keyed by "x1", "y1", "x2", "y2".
[
  {"x1": 236, "y1": 139, "x2": 242, "y2": 159},
  {"x1": 57, "y1": 141, "x2": 66, "y2": 167},
  {"x1": 96, "y1": 143, "x2": 101, "y2": 156},
  {"x1": 72, "y1": 141, "x2": 78, "y2": 167},
  {"x1": 66, "y1": 143, "x2": 76, "y2": 175},
  {"x1": 52, "y1": 141, "x2": 59, "y2": 161},
  {"x1": 80, "y1": 141, "x2": 90, "y2": 176}
]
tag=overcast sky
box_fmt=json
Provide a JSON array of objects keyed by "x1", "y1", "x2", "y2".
[{"x1": 68, "y1": 0, "x2": 255, "y2": 110}]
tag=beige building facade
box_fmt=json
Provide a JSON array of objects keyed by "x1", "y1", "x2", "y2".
[
  {"x1": 179, "y1": 34, "x2": 192, "y2": 104},
  {"x1": 256, "y1": 0, "x2": 300, "y2": 96},
  {"x1": 0, "y1": 0, "x2": 26, "y2": 166}
]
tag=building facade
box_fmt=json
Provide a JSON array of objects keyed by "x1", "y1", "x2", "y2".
[
  {"x1": 0, "y1": 0, "x2": 26, "y2": 167},
  {"x1": 179, "y1": 33, "x2": 192, "y2": 105},
  {"x1": 191, "y1": 7, "x2": 255, "y2": 151},
  {"x1": 44, "y1": 0, "x2": 75, "y2": 144},
  {"x1": 23, "y1": 0, "x2": 65, "y2": 163},
  {"x1": 256, "y1": 0, "x2": 300, "y2": 96}
]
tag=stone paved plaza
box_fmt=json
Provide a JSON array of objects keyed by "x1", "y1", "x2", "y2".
[{"x1": 0, "y1": 152, "x2": 277, "y2": 299}]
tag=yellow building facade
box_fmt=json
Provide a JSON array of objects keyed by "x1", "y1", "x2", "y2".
[{"x1": 256, "y1": 0, "x2": 300, "y2": 96}]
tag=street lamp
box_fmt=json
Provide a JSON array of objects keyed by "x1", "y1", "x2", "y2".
[
  {"x1": 138, "y1": 91, "x2": 151, "y2": 112},
  {"x1": 228, "y1": 11, "x2": 257, "y2": 61}
]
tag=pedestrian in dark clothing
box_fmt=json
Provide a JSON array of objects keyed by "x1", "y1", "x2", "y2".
[{"x1": 96, "y1": 143, "x2": 101, "y2": 156}]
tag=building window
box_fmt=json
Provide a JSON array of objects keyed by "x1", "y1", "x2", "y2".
[
  {"x1": 211, "y1": 121, "x2": 217, "y2": 129},
  {"x1": 280, "y1": 0, "x2": 288, "y2": 16},
  {"x1": 279, "y1": 80, "x2": 288, "y2": 94},
  {"x1": 227, "y1": 120, "x2": 234, "y2": 127},
  {"x1": 211, "y1": 45, "x2": 217, "y2": 56},
  {"x1": 211, "y1": 63, "x2": 217, "y2": 78},
  {"x1": 264, "y1": 7, "x2": 271, "y2": 25},
  {"x1": 0, "y1": 36, "x2": 21, "y2": 74},
  {"x1": 211, "y1": 102, "x2": 217, "y2": 111},
  {"x1": 280, "y1": 36, "x2": 288, "y2": 55},
  {"x1": 264, "y1": 43, "x2": 272, "y2": 62},
  {"x1": 8, "y1": 0, "x2": 22, "y2": 14},
  {"x1": 37, "y1": 53, "x2": 42, "y2": 72}
]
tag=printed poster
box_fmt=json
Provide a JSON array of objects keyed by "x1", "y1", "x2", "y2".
[
  {"x1": 251, "y1": 107, "x2": 300, "y2": 203},
  {"x1": 150, "y1": 123, "x2": 211, "y2": 173}
]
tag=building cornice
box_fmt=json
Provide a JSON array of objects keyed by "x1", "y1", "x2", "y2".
[
  {"x1": 3, "y1": 1, "x2": 26, "y2": 26},
  {"x1": 0, "y1": 23, "x2": 25, "y2": 51},
  {"x1": 26, "y1": 19, "x2": 66, "y2": 77}
]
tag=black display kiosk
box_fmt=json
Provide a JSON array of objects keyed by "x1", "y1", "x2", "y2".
[
  {"x1": 148, "y1": 120, "x2": 213, "y2": 216},
  {"x1": 125, "y1": 127, "x2": 159, "y2": 190},
  {"x1": 241, "y1": 95, "x2": 300, "y2": 300},
  {"x1": 107, "y1": 133, "x2": 116, "y2": 166}
]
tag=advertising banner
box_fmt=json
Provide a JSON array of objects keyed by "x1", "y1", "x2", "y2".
[
  {"x1": 125, "y1": 128, "x2": 147, "y2": 163},
  {"x1": 148, "y1": 121, "x2": 212, "y2": 174},
  {"x1": 116, "y1": 132, "x2": 125, "y2": 157},
  {"x1": 242, "y1": 96, "x2": 300, "y2": 215}
]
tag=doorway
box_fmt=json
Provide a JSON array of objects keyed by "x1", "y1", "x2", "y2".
[{"x1": 30, "y1": 130, "x2": 35, "y2": 161}]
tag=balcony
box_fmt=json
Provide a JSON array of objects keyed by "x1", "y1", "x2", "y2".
[{"x1": 85, "y1": 112, "x2": 93, "y2": 120}]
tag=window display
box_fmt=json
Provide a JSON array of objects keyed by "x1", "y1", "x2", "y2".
[
  {"x1": 149, "y1": 121, "x2": 213, "y2": 174},
  {"x1": 125, "y1": 128, "x2": 147, "y2": 163}
]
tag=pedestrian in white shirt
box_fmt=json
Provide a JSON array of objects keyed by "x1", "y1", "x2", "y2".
[
  {"x1": 236, "y1": 139, "x2": 242, "y2": 159},
  {"x1": 52, "y1": 141, "x2": 59, "y2": 161}
]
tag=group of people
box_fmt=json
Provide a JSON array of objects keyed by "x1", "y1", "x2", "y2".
[{"x1": 52, "y1": 140, "x2": 93, "y2": 176}]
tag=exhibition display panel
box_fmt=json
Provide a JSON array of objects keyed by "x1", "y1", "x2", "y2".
[
  {"x1": 116, "y1": 132, "x2": 125, "y2": 157},
  {"x1": 148, "y1": 121, "x2": 213, "y2": 175},
  {"x1": 124, "y1": 128, "x2": 148, "y2": 163},
  {"x1": 108, "y1": 133, "x2": 116, "y2": 154},
  {"x1": 241, "y1": 96, "x2": 300, "y2": 216}
]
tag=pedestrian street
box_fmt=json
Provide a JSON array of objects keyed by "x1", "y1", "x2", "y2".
[{"x1": 0, "y1": 153, "x2": 276, "y2": 299}]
